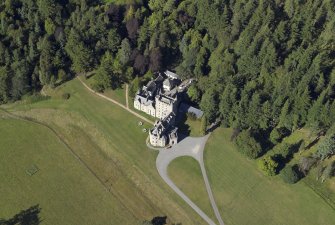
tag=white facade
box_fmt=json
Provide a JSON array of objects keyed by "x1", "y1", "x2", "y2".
[
  {"x1": 134, "y1": 94, "x2": 156, "y2": 117},
  {"x1": 149, "y1": 113, "x2": 178, "y2": 147},
  {"x1": 155, "y1": 95, "x2": 177, "y2": 119},
  {"x1": 134, "y1": 71, "x2": 181, "y2": 147},
  {"x1": 134, "y1": 99, "x2": 141, "y2": 110},
  {"x1": 133, "y1": 71, "x2": 179, "y2": 120},
  {"x1": 142, "y1": 104, "x2": 156, "y2": 117},
  {"x1": 149, "y1": 132, "x2": 167, "y2": 147}
]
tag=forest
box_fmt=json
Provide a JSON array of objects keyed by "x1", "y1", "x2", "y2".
[{"x1": 0, "y1": 0, "x2": 334, "y2": 180}]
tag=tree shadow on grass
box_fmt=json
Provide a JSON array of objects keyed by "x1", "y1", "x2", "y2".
[
  {"x1": 0, "y1": 205, "x2": 41, "y2": 225},
  {"x1": 275, "y1": 140, "x2": 304, "y2": 173},
  {"x1": 305, "y1": 136, "x2": 320, "y2": 150},
  {"x1": 253, "y1": 128, "x2": 275, "y2": 156},
  {"x1": 151, "y1": 216, "x2": 167, "y2": 225}
]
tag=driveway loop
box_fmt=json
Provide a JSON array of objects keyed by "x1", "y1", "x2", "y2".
[{"x1": 156, "y1": 135, "x2": 224, "y2": 225}]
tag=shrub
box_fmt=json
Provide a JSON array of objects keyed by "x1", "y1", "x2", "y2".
[
  {"x1": 23, "y1": 93, "x2": 50, "y2": 104},
  {"x1": 187, "y1": 112, "x2": 197, "y2": 121},
  {"x1": 321, "y1": 161, "x2": 335, "y2": 182},
  {"x1": 91, "y1": 82, "x2": 104, "y2": 93},
  {"x1": 129, "y1": 76, "x2": 140, "y2": 98},
  {"x1": 58, "y1": 69, "x2": 68, "y2": 83},
  {"x1": 298, "y1": 156, "x2": 317, "y2": 175},
  {"x1": 62, "y1": 92, "x2": 70, "y2": 100},
  {"x1": 275, "y1": 142, "x2": 300, "y2": 160},
  {"x1": 270, "y1": 128, "x2": 282, "y2": 144},
  {"x1": 315, "y1": 135, "x2": 335, "y2": 160},
  {"x1": 298, "y1": 140, "x2": 305, "y2": 152},
  {"x1": 270, "y1": 127, "x2": 290, "y2": 144},
  {"x1": 200, "y1": 116, "x2": 207, "y2": 135},
  {"x1": 281, "y1": 165, "x2": 300, "y2": 184},
  {"x1": 187, "y1": 84, "x2": 200, "y2": 102},
  {"x1": 258, "y1": 155, "x2": 278, "y2": 176},
  {"x1": 316, "y1": 164, "x2": 325, "y2": 181},
  {"x1": 276, "y1": 143, "x2": 291, "y2": 158},
  {"x1": 230, "y1": 128, "x2": 241, "y2": 141},
  {"x1": 235, "y1": 130, "x2": 262, "y2": 159}
]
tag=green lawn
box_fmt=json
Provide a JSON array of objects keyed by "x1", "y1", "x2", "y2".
[
  {"x1": 168, "y1": 157, "x2": 217, "y2": 223},
  {"x1": 4, "y1": 78, "x2": 334, "y2": 225},
  {"x1": 0, "y1": 117, "x2": 135, "y2": 224},
  {"x1": 169, "y1": 128, "x2": 335, "y2": 225},
  {"x1": 1, "y1": 78, "x2": 203, "y2": 225},
  {"x1": 177, "y1": 115, "x2": 203, "y2": 137},
  {"x1": 264, "y1": 128, "x2": 335, "y2": 207},
  {"x1": 84, "y1": 74, "x2": 127, "y2": 106},
  {"x1": 269, "y1": 128, "x2": 319, "y2": 163}
]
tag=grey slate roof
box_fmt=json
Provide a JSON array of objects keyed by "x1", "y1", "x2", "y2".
[
  {"x1": 155, "y1": 74, "x2": 164, "y2": 83},
  {"x1": 179, "y1": 103, "x2": 204, "y2": 119},
  {"x1": 150, "y1": 113, "x2": 176, "y2": 137},
  {"x1": 156, "y1": 94, "x2": 176, "y2": 105},
  {"x1": 164, "y1": 70, "x2": 179, "y2": 80},
  {"x1": 135, "y1": 94, "x2": 154, "y2": 106},
  {"x1": 163, "y1": 79, "x2": 173, "y2": 89}
]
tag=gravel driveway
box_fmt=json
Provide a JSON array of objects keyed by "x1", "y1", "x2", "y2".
[{"x1": 156, "y1": 135, "x2": 224, "y2": 225}]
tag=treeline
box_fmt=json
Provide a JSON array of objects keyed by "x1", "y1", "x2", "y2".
[
  {"x1": 1, "y1": 1, "x2": 334, "y2": 155},
  {"x1": 0, "y1": 0, "x2": 137, "y2": 102},
  {"x1": 1, "y1": 0, "x2": 334, "y2": 132}
]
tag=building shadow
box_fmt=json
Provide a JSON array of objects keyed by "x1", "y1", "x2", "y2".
[
  {"x1": 177, "y1": 132, "x2": 189, "y2": 143},
  {"x1": 176, "y1": 113, "x2": 191, "y2": 140},
  {"x1": 0, "y1": 205, "x2": 41, "y2": 225}
]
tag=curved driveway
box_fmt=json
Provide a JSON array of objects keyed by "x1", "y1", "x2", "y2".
[
  {"x1": 156, "y1": 135, "x2": 224, "y2": 225},
  {"x1": 77, "y1": 75, "x2": 223, "y2": 224}
]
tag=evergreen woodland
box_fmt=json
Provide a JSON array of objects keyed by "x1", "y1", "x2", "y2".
[{"x1": 1, "y1": 0, "x2": 335, "y2": 176}]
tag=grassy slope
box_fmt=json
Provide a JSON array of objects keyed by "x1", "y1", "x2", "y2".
[
  {"x1": 180, "y1": 117, "x2": 203, "y2": 137},
  {"x1": 276, "y1": 129, "x2": 335, "y2": 208},
  {"x1": 0, "y1": 117, "x2": 135, "y2": 224},
  {"x1": 168, "y1": 157, "x2": 217, "y2": 223},
  {"x1": 169, "y1": 128, "x2": 335, "y2": 225},
  {"x1": 2, "y1": 79, "x2": 203, "y2": 225},
  {"x1": 186, "y1": 118, "x2": 202, "y2": 137},
  {"x1": 85, "y1": 75, "x2": 127, "y2": 106}
]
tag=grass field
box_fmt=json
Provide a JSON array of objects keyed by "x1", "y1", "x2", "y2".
[
  {"x1": 0, "y1": 117, "x2": 136, "y2": 224},
  {"x1": 169, "y1": 127, "x2": 335, "y2": 225},
  {"x1": 84, "y1": 75, "x2": 127, "y2": 106},
  {"x1": 168, "y1": 157, "x2": 217, "y2": 223},
  {"x1": 261, "y1": 128, "x2": 335, "y2": 206},
  {"x1": 277, "y1": 129, "x2": 335, "y2": 208},
  {"x1": 3, "y1": 78, "x2": 335, "y2": 225},
  {"x1": 177, "y1": 115, "x2": 203, "y2": 137},
  {"x1": 1, "y1": 78, "x2": 203, "y2": 225}
]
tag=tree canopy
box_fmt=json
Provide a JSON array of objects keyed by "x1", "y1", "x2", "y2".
[
  {"x1": 0, "y1": 0, "x2": 334, "y2": 165},
  {"x1": 0, "y1": 0, "x2": 333, "y2": 136},
  {"x1": 235, "y1": 130, "x2": 262, "y2": 159}
]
